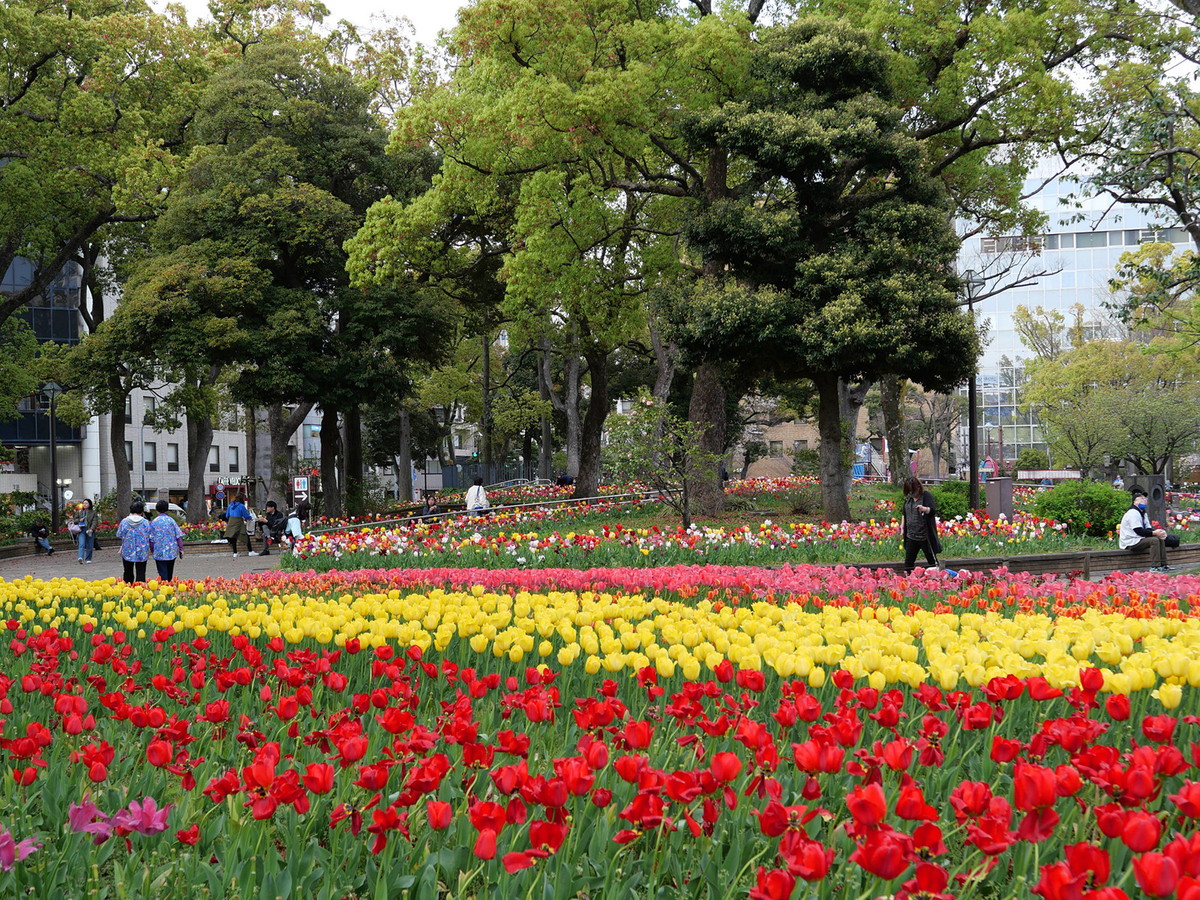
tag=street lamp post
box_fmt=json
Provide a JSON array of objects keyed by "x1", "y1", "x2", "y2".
[
  {"x1": 962, "y1": 272, "x2": 985, "y2": 511},
  {"x1": 43, "y1": 382, "x2": 63, "y2": 534}
]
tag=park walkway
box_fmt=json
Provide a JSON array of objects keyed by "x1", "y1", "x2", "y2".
[{"x1": 0, "y1": 544, "x2": 283, "y2": 583}]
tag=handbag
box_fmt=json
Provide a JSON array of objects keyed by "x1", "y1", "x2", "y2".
[{"x1": 68, "y1": 522, "x2": 82, "y2": 535}]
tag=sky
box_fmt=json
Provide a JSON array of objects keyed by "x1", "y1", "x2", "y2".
[{"x1": 157, "y1": 0, "x2": 467, "y2": 46}]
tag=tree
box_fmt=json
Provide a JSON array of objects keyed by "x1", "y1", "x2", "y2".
[
  {"x1": 1022, "y1": 339, "x2": 1200, "y2": 476},
  {"x1": 0, "y1": 320, "x2": 39, "y2": 421},
  {"x1": 0, "y1": 1, "x2": 203, "y2": 328},
  {"x1": 121, "y1": 34, "x2": 449, "y2": 518},
  {"x1": 907, "y1": 390, "x2": 964, "y2": 479},
  {"x1": 604, "y1": 392, "x2": 723, "y2": 528},
  {"x1": 667, "y1": 18, "x2": 978, "y2": 522}
]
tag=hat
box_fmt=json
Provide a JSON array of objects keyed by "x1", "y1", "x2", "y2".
[{"x1": 1131, "y1": 489, "x2": 1147, "y2": 500}]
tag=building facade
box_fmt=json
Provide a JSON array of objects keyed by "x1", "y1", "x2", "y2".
[{"x1": 955, "y1": 170, "x2": 1191, "y2": 464}]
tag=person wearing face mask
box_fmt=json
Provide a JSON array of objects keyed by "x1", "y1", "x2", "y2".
[{"x1": 1119, "y1": 489, "x2": 1178, "y2": 572}]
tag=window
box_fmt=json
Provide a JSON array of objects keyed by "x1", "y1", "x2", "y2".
[
  {"x1": 980, "y1": 235, "x2": 1044, "y2": 255},
  {"x1": 768, "y1": 441, "x2": 783, "y2": 457},
  {"x1": 125, "y1": 441, "x2": 134, "y2": 471},
  {"x1": 167, "y1": 443, "x2": 180, "y2": 473},
  {"x1": 793, "y1": 439, "x2": 808, "y2": 452},
  {"x1": 143, "y1": 442, "x2": 157, "y2": 472},
  {"x1": 1075, "y1": 231, "x2": 1106, "y2": 249},
  {"x1": 124, "y1": 395, "x2": 133, "y2": 425},
  {"x1": 229, "y1": 446, "x2": 240, "y2": 473},
  {"x1": 144, "y1": 396, "x2": 156, "y2": 425},
  {"x1": 208, "y1": 446, "x2": 220, "y2": 473}
]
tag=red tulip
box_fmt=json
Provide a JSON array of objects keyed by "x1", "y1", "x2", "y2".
[
  {"x1": 1013, "y1": 762, "x2": 1057, "y2": 811},
  {"x1": 710, "y1": 751, "x2": 742, "y2": 783},
  {"x1": 850, "y1": 826, "x2": 913, "y2": 880},
  {"x1": 846, "y1": 783, "x2": 888, "y2": 828},
  {"x1": 782, "y1": 839, "x2": 833, "y2": 881},
  {"x1": 473, "y1": 827, "x2": 497, "y2": 860},
  {"x1": 1031, "y1": 861, "x2": 1086, "y2": 900},
  {"x1": 1170, "y1": 781, "x2": 1200, "y2": 818},
  {"x1": 748, "y1": 866, "x2": 795, "y2": 900},
  {"x1": 426, "y1": 800, "x2": 452, "y2": 830},
  {"x1": 1104, "y1": 694, "x2": 1130, "y2": 720},
  {"x1": 1142, "y1": 715, "x2": 1178, "y2": 744},
  {"x1": 302, "y1": 763, "x2": 335, "y2": 795},
  {"x1": 1133, "y1": 853, "x2": 1180, "y2": 897},
  {"x1": 1121, "y1": 810, "x2": 1163, "y2": 852},
  {"x1": 145, "y1": 739, "x2": 172, "y2": 767}
]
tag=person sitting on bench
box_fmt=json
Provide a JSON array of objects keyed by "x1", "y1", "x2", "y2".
[{"x1": 1119, "y1": 489, "x2": 1179, "y2": 572}]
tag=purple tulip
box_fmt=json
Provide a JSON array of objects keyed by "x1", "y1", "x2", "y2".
[{"x1": 0, "y1": 828, "x2": 39, "y2": 871}]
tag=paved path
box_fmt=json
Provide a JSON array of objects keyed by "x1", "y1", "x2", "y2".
[{"x1": 0, "y1": 544, "x2": 285, "y2": 583}]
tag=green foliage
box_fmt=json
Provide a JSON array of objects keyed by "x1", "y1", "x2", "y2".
[
  {"x1": 931, "y1": 480, "x2": 970, "y2": 521},
  {"x1": 1014, "y1": 448, "x2": 1050, "y2": 474},
  {"x1": 0, "y1": 319, "x2": 38, "y2": 421},
  {"x1": 781, "y1": 483, "x2": 823, "y2": 517},
  {"x1": 1033, "y1": 481, "x2": 1129, "y2": 537},
  {"x1": 1023, "y1": 338, "x2": 1200, "y2": 476},
  {"x1": 604, "y1": 392, "x2": 725, "y2": 526},
  {"x1": 790, "y1": 449, "x2": 821, "y2": 478}
]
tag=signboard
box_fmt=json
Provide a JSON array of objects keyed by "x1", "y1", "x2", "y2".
[
  {"x1": 62, "y1": 490, "x2": 74, "y2": 501},
  {"x1": 216, "y1": 489, "x2": 225, "y2": 500},
  {"x1": 292, "y1": 476, "x2": 309, "y2": 504},
  {"x1": 1018, "y1": 470, "x2": 1081, "y2": 480}
]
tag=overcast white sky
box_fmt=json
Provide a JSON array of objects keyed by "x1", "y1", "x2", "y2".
[{"x1": 157, "y1": 0, "x2": 467, "y2": 46}]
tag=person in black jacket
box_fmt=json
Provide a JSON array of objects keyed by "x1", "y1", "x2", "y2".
[
  {"x1": 250, "y1": 501, "x2": 287, "y2": 557},
  {"x1": 900, "y1": 476, "x2": 941, "y2": 574},
  {"x1": 28, "y1": 520, "x2": 54, "y2": 555}
]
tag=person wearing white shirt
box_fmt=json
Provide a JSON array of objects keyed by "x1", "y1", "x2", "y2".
[
  {"x1": 1119, "y1": 489, "x2": 1177, "y2": 572},
  {"x1": 465, "y1": 477, "x2": 490, "y2": 514}
]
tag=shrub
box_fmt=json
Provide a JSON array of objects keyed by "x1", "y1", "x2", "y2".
[
  {"x1": 790, "y1": 449, "x2": 821, "y2": 478},
  {"x1": 931, "y1": 480, "x2": 970, "y2": 521},
  {"x1": 1032, "y1": 480, "x2": 1128, "y2": 537},
  {"x1": 782, "y1": 483, "x2": 823, "y2": 517},
  {"x1": 1014, "y1": 448, "x2": 1050, "y2": 475}
]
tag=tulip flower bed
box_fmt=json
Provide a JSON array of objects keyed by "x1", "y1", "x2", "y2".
[
  {"x1": 286, "y1": 507, "x2": 1162, "y2": 572},
  {"x1": 2, "y1": 568, "x2": 1200, "y2": 896}
]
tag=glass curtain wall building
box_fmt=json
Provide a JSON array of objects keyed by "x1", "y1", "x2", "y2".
[{"x1": 955, "y1": 171, "x2": 1189, "y2": 467}]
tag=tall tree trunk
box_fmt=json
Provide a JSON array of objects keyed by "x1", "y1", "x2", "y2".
[
  {"x1": 320, "y1": 407, "x2": 342, "y2": 517},
  {"x1": 108, "y1": 377, "x2": 133, "y2": 518},
  {"x1": 537, "y1": 345, "x2": 554, "y2": 480},
  {"x1": 397, "y1": 407, "x2": 413, "y2": 502},
  {"x1": 650, "y1": 318, "x2": 677, "y2": 402},
  {"x1": 816, "y1": 374, "x2": 853, "y2": 522},
  {"x1": 688, "y1": 362, "x2": 727, "y2": 517},
  {"x1": 839, "y1": 378, "x2": 870, "y2": 499},
  {"x1": 185, "y1": 406, "x2": 214, "y2": 526},
  {"x1": 572, "y1": 349, "x2": 610, "y2": 499},
  {"x1": 879, "y1": 375, "x2": 908, "y2": 487},
  {"x1": 521, "y1": 426, "x2": 534, "y2": 481},
  {"x1": 686, "y1": 143, "x2": 731, "y2": 516},
  {"x1": 267, "y1": 402, "x2": 312, "y2": 502},
  {"x1": 481, "y1": 328, "x2": 492, "y2": 483},
  {"x1": 247, "y1": 406, "x2": 262, "y2": 507},
  {"x1": 344, "y1": 405, "x2": 364, "y2": 514}
]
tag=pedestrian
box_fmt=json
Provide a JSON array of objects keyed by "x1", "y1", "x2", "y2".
[
  {"x1": 116, "y1": 501, "x2": 151, "y2": 583},
  {"x1": 1119, "y1": 488, "x2": 1179, "y2": 572},
  {"x1": 74, "y1": 498, "x2": 99, "y2": 564},
  {"x1": 28, "y1": 520, "x2": 54, "y2": 555},
  {"x1": 223, "y1": 496, "x2": 255, "y2": 557},
  {"x1": 465, "y1": 477, "x2": 490, "y2": 514},
  {"x1": 250, "y1": 501, "x2": 286, "y2": 557},
  {"x1": 900, "y1": 475, "x2": 942, "y2": 574},
  {"x1": 148, "y1": 499, "x2": 184, "y2": 581},
  {"x1": 284, "y1": 497, "x2": 311, "y2": 547},
  {"x1": 1113, "y1": 474, "x2": 1124, "y2": 490}
]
